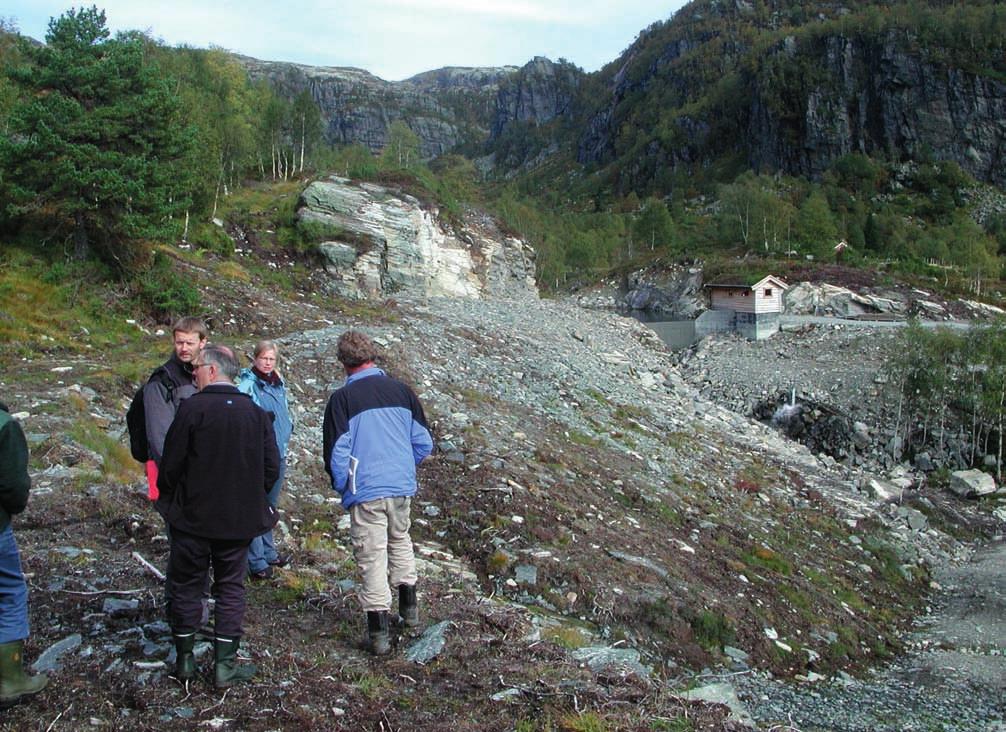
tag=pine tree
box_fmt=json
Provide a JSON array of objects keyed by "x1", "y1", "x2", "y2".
[{"x1": 0, "y1": 7, "x2": 194, "y2": 270}]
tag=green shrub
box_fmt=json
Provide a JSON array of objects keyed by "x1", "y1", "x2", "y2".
[
  {"x1": 743, "y1": 546, "x2": 793, "y2": 575},
  {"x1": 134, "y1": 251, "x2": 200, "y2": 320},
  {"x1": 187, "y1": 223, "x2": 234, "y2": 254},
  {"x1": 689, "y1": 609, "x2": 736, "y2": 651}
]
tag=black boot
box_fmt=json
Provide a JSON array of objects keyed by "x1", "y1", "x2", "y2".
[
  {"x1": 398, "y1": 584, "x2": 419, "y2": 628},
  {"x1": 172, "y1": 632, "x2": 196, "y2": 680},
  {"x1": 214, "y1": 635, "x2": 257, "y2": 688},
  {"x1": 0, "y1": 640, "x2": 48, "y2": 708},
  {"x1": 366, "y1": 611, "x2": 391, "y2": 656}
]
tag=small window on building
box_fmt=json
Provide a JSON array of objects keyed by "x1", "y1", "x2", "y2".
[{"x1": 764, "y1": 288, "x2": 773, "y2": 297}]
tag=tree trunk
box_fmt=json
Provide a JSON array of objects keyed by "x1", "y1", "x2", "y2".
[
  {"x1": 73, "y1": 211, "x2": 89, "y2": 260},
  {"x1": 211, "y1": 174, "x2": 222, "y2": 220},
  {"x1": 735, "y1": 203, "x2": 750, "y2": 249},
  {"x1": 970, "y1": 370, "x2": 978, "y2": 464},
  {"x1": 998, "y1": 384, "x2": 1004, "y2": 482},
  {"x1": 299, "y1": 114, "x2": 306, "y2": 174},
  {"x1": 211, "y1": 152, "x2": 227, "y2": 220},
  {"x1": 893, "y1": 375, "x2": 904, "y2": 460}
]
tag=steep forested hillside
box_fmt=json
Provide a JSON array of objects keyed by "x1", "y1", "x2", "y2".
[
  {"x1": 484, "y1": 0, "x2": 1006, "y2": 293},
  {"x1": 570, "y1": 0, "x2": 1006, "y2": 194},
  {"x1": 2, "y1": 2, "x2": 1006, "y2": 311}
]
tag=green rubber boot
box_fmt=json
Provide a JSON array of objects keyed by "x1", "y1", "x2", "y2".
[
  {"x1": 398, "y1": 584, "x2": 419, "y2": 628},
  {"x1": 214, "y1": 635, "x2": 257, "y2": 688},
  {"x1": 0, "y1": 640, "x2": 48, "y2": 708},
  {"x1": 172, "y1": 632, "x2": 196, "y2": 680},
  {"x1": 366, "y1": 611, "x2": 391, "y2": 656}
]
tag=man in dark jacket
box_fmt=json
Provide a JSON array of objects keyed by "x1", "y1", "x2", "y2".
[
  {"x1": 142, "y1": 316, "x2": 207, "y2": 500},
  {"x1": 141, "y1": 316, "x2": 208, "y2": 625},
  {"x1": 322, "y1": 331, "x2": 433, "y2": 655},
  {"x1": 0, "y1": 402, "x2": 47, "y2": 707},
  {"x1": 157, "y1": 346, "x2": 280, "y2": 688}
]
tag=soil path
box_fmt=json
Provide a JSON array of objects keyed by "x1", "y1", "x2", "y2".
[{"x1": 901, "y1": 539, "x2": 1006, "y2": 690}]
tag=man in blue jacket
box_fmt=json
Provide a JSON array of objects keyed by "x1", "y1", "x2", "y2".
[{"x1": 322, "y1": 331, "x2": 433, "y2": 655}]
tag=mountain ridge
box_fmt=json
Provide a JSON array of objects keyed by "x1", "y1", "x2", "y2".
[{"x1": 238, "y1": 0, "x2": 1006, "y2": 196}]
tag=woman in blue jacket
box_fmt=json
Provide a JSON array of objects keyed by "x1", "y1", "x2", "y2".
[{"x1": 236, "y1": 340, "x2": 293, "y2": 579}]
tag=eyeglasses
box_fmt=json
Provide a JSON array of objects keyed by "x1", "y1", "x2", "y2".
[{"x1": 192, "y1": 362, "x2": 210, "y2": 371}]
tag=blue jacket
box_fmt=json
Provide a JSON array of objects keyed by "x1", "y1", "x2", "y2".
[
  {"x1": 322, "y1": 367, "x2": 433, "y2": 510},
  {"x1": 236, "y1": 367, "x2": 293, "y2": 458}
]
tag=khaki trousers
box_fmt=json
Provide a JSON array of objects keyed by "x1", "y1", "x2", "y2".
[{"x1": 349, "y1": 497, "x2": 417, "y2": 611}]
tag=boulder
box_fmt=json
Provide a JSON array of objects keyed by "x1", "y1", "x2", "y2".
[
  {"x1": 914, "y1": 452, "x2": 934, "y2": 471},
  {"x1": 851, "y1": 421, "x2": 871, "y2": 448},
  {"x1": 622, "y1": 266, "x2": 704, "y2": 318},
  {"x1": 866, "y1": 478, "x2": 901, "y2": 502},
  {"x1": 784, "y1": 282, "x2": 897, "y2": 317},
  {"x1": 948, "y1": 469, "x2": 997, "y2": 497}
]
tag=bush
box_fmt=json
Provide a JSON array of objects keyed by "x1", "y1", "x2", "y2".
[
  {"x1": 689, "y1": 609, "x2": 736, "y2": 651},
  {"x1": 187, "y1": 223, "x2": 234, "y2": 254},
  {"x1": 827, "y1": 153, "x2": 886, "y2": 194},
  {"x1": 134, "y1": 251, "x2": 200, "y2": 320}
]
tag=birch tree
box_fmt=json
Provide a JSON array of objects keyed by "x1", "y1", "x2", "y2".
[{"x1": 291, "y1": 89, "x2": 322, "y2": 174}]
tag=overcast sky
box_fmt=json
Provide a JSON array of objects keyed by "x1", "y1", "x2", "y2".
[{"x1": 5, "y1": 1, "x2": 689, "y2": 81}]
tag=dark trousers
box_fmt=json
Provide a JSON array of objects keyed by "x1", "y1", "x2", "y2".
[{"x1": 167, "y1": 527, "x2": 249, "y2": 637}]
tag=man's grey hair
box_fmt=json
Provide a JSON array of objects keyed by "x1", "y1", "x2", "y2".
[{"x1": 202, "y1": 345, "x2": 239, "y2": 381}]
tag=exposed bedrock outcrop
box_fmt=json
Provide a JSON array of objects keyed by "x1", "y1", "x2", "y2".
[{"x1": 299, "y1": 177, "x2": 538, "y2": 301}]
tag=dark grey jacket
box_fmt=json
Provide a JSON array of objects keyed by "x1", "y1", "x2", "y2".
[
  {"x1": 142, "y1": 354, "x2": 197, "y2": 464},
  {"x1": 0, "y1": 403, "x2": 30, "y2": 532}
]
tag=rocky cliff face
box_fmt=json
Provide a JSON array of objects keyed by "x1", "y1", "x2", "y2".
[
  {"x1": 749, "y1": 32, "x2": 1006, "y2": 186},
  {"x1": 490, "y1": 57, "x2": 583, "y2": 139},
  {"x1": 242, "y1": 56, "x2": 586, "y2": 164},
  {"x1": 243, "y1": 6, "x2": 1005, "y2": 189},
  {"x1": 575, "y1": 4, "x2": 1006, "y2": 188},
  {"x1": 298, "y1": 177, "x2": 538, "y2": 300},
  {"x1": 577, "y1": 33, "x2": 711, "y2": 166},
  {"x1": 241, "y1": 57, "x2": 512, "y2": 159}
]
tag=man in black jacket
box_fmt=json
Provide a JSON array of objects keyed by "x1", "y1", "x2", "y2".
[
  {"x1": 0, "y1": 401, "x2": 47, "y2": 707},
  {"x1": 157, "y1": 346, "x2": 280, "y2": 688}
]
